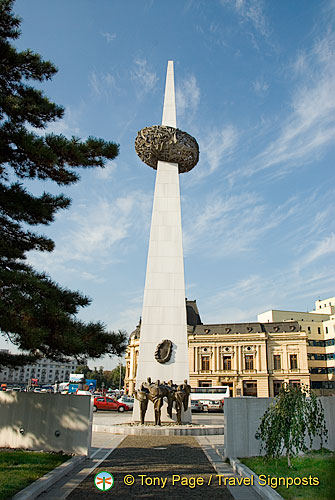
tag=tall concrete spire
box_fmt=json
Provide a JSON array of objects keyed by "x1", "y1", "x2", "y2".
[
  {"x1": 133, "y1": 61, "x2": 199, "y2": 423},
  {"x1": 161, "y1": 60, "x2": 176, "y2": 127}
]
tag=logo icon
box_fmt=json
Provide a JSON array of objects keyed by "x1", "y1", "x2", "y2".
[{"x1": 94, "y1": 471, "x2": 114, "y2": 491}]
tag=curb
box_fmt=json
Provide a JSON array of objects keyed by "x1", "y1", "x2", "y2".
[
  {"x1": 93, "y1": 423, "x2": 224, "y2": 436},
  {"x1": 12, "y1": 455, "x2": 86, "y2": 500},
  {"x1": 229, "y1": 458, "x2": 284, "y2": 500}
]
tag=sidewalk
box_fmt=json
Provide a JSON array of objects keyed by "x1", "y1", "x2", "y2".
[{"x1": 35, "y1": 432, "x2": 262, "y2": 500}]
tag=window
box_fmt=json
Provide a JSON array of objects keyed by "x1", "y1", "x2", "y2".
[
  {"x1": 199, "y1": 380, "x2": 212, "y2": 387},
  {"x1": 307, "y1": 326, "x2": 311, "y2": 333},
  {"x1": 223, "y1": 356, "x2": 231, "y2": 371},
  {"x1": 273, "y1": 355, "x2": 281, "y2": 370},
  {"x1": 325, "y1": 327, "x2": 328, "y2": 333},
  {"x1": 273, "y1": 380, "x2": 283, "y2": 396},
  {"x1": 243, "y1": 381, "x2": 257, "y2": 396},
  {"x1": 289, "y1": 380, "x2": 300, "y2": 387},
  {"x1": 201, "y1": 356, "x2": 210, "y2": 371},
  {"x1": 318, "y1": 327, "x2": 321, "y2": 334},
  {"x1": 290, "y1": 354, "x2": 298, "y2": 370},
  {"x1": 245, "y1": 355, "x2": 254, "y2": 370}
]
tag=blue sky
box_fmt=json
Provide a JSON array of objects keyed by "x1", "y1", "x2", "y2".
[{"x1": 3, "y1": 0, "x2": 335, "y2": 369}]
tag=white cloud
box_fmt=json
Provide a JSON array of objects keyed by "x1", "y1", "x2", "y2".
[
  {"x1": 28, "y1": 191, "x2": 151, "y2": 273},
  {"x1": 95, "y1": 161, "x2": 117, "y2": 180},
  {"x1": 80, "y1": 271, "x2": 106, "y2": 284},
  {"x1": 253, "y1": 78, "x2": 269, "y2": 96},
  {"x1": 131, "y1": 58, "x2": 158, "y2": 96},
  {"x1": 299, "y1": 233, "x2": 335, "y2": 269},
  {"x1": 176, "y1": 75, "x2": 200, "y2": 122},
  {"x1": 195, "y1": 125, "x2": 238, "y2": 180},
  {"x1": 27, "y1": 106, "x2": 81, "y2": 137},
  {"x1": 292, "y1": 52, "x2": 308, "y2": 76},
  {"x1": 89, "y1": 72, "x2": 116, "y2": 98},
  {"x1": 183, "y1": 192, "x2": 301, "y2": 258},
  {"x1": 102, "y1": 32, "x2": 116, "y2": 43},
  {"x1": 232, "y1": 29, "x2": 335, "y2": 181},
  {"x1": 221, "y1": 0, "x2": 268, "y2": 37},
  {"x1": 201, "y1": 263, "x2": 335, "y2": 324}
]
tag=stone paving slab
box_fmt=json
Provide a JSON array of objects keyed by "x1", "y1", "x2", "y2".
[
  {"x1": 197, "y1": 436, "x2": 262, "y2": 500},
  {"x1": 67, "y1": 435, "x2": 234, "y2": 499}
]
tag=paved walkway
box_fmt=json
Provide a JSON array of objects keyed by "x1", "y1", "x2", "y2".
[{"x1": 36, "y1": 432, "x2": 261, "y2": 500}]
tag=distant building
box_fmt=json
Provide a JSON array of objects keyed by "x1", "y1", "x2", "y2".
[
  {"x1": 0, "y1": 352, "x2": 78, "y2": 385},
  {"x1": 126, "y1": 299, "x2": 335, "y2": 397},
  {"x1": 258, "y1": 297, "x2": 335, "y2": 392}
]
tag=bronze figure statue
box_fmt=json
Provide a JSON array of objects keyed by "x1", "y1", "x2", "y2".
[
  {"x1": 134, "y1": 378, "x2": 192, "y2": 426},
  {"x1": 134, "y1": 382, "x2": 149, "y2": 425}
]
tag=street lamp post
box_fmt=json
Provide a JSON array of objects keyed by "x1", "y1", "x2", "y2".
[{"x1": 119, "y1": 358, "x2": 122, "y2": 393}]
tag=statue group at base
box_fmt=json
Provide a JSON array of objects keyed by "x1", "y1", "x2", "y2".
[{"x1": 134, "y1": 378, "x2": 191, "y2": 425}]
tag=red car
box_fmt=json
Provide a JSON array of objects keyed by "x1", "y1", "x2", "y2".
[{"x1": 93, "y1": 396, "x2": 130, "y2": 413}]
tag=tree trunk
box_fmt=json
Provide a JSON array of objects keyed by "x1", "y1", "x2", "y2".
[{"x1": 287, "y1": 453, "x2": 291, "y2": 468}]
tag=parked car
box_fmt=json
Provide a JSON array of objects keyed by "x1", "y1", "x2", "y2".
[
  {"x1": 203, "y1": 400, "x2": 223, "y2": 413},
  {"x1": 118, "y1": 395, "x2": 134, "y2": 409},
  {"x1": 76, "y1": 390, "x2": 93, "y2": 396},
  {"x1": 191, "y1": 399, "x2": 203, "y2": 412},
  {"x1": 93, "y1": 396, "x2": 130, "y2": 413}
]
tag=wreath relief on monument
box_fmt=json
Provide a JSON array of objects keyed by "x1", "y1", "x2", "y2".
[
  {"x1": 135, "y1": 125, "x2": 199, "y2": 173},
  {"x1": 154, "y1": 339, "x2": 173, "y2": 364}
]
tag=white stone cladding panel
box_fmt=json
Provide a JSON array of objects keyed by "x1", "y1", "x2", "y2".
[
  {"x1": 151, "y1": 210, "x2": 181, "y2": 227},
  {"x1": 154, "y1": 183, "x2": 180, "y2": 199},
  {"x1": 144, "y1": 272, "x2": 185, "y2": 290},
  {"x1": 142, "y1": 306, "x2": 186, "y2": 326},
  {"x1": 154, "y1": 169, "x2": 179, "y2": 185},
  {"x1": 157, "y1": 161, "x2": 177, "y2": 172},
  {"x1": 153, "y1": 197, "x2": 180, "y2": 212},
  {"x1": 147, "y1": 256, "x2": 184, "y2": 273},
  {"x1": 150, "y1": 226, "x2": 181, "y2": 242},
  {"x1": 161, "y1": 61, "x2": 176, "y2": 128},
  {"x1": 135, "y1": 361, "x2": 189, "y2": 383},
  {"x1": 143, "y1": 289, "x2": 186, "y2": 307},
  {"x1": 139, "y1": 324, "x2": 187, "y2": 342},
  {"x1": 148, "y1": 240, "x2": 182, "y2": 258}
]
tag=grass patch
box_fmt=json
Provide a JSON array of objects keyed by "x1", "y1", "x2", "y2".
[
  {"x1": 0, "y1": 449, "x2": 71, "y2": 500},
  {"x1": 240, "y1": 449, "x2": 335, "y2": 500}
]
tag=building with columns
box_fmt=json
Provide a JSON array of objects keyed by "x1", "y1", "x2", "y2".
[
  {"x1": 125, "y1": 299, "x2": 315, "y2": 398},
  {"x1": 258, "y1": 296, "x2": 335, "y2": 392}
]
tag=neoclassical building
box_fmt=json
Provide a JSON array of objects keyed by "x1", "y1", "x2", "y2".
[
  {"x1": 258, "y1": 296, "x2": 335, "y2": 393},
  {"x1": 125, "y1": 300, "x2": 318, "y2": 397}
]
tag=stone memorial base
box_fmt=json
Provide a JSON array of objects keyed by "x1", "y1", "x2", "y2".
[{"x1": 92, "y1": 422, "x2": 224, "y2": 436}]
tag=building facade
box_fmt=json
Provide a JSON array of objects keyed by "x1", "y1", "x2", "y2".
[
  {"x1": 258, "y1": 297, "x2": 335, "y2": 391},
  {"x1": 125, "y1": 300, "x2": 313, "y2": 397},
  {"x1": 0, "y1": 350, "x2": 78, "y2": 386}
]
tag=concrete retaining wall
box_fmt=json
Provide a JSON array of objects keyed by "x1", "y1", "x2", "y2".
[
  {"x1": 224, "y1": 396, "x2": 335, "y2": 458},
  {"x1": 0, "y1": 392, "x2": 92, "y2": 455}
]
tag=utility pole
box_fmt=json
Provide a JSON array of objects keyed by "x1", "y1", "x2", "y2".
[{"x1": 119, "y1": 358, "x2": 122, "y2": 393}]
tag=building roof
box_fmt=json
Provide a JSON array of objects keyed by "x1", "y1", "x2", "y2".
[
  {"x1": 192, "y1": 321, "x2": 301, "y2": 335},
  {"x1": 186, "y1": 299, "x2": 202, "y2": 326}
]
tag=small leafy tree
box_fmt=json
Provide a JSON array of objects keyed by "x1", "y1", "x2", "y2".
[{"x1": 257, "y1": 383, "x2": 328, "y2": 467}]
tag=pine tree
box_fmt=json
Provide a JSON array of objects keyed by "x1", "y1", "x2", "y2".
[{"x1": 0, "y1": 0, "x2": 127, "y2": 367}]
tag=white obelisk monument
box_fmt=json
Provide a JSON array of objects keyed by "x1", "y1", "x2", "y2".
[{"x1": 133, "y1": 61, "x2": 199, "y2": 423}]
